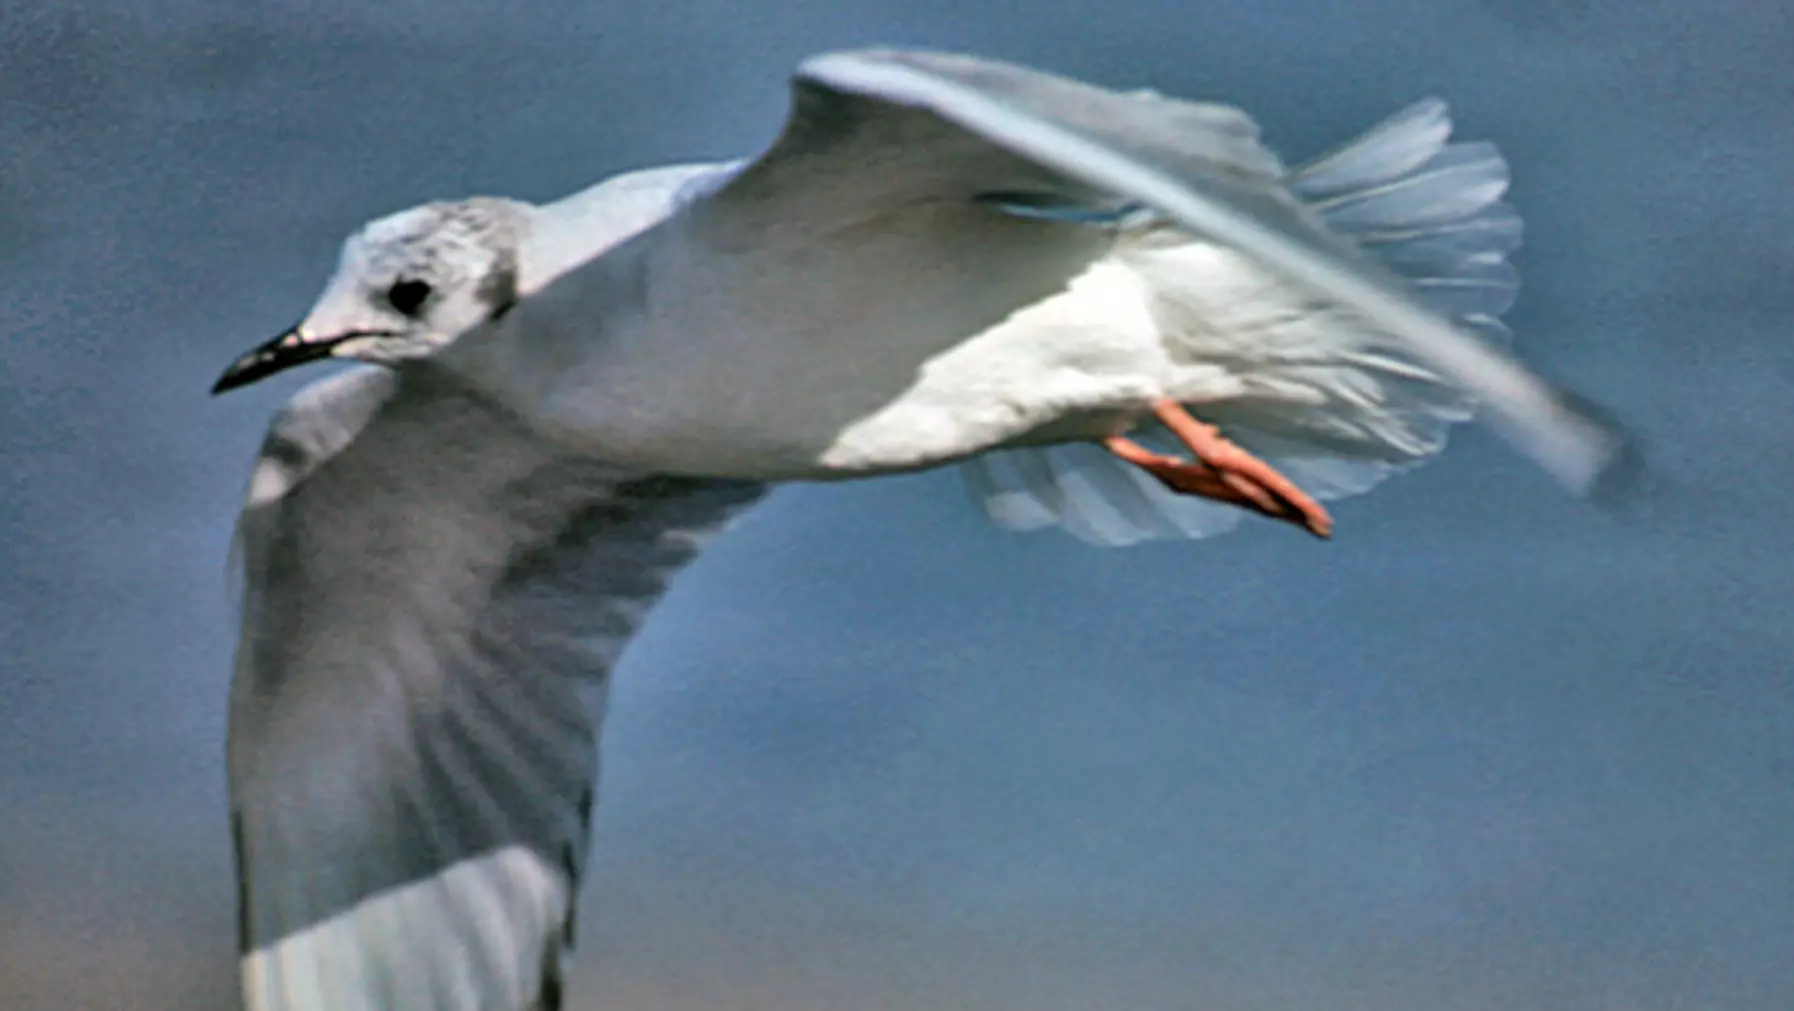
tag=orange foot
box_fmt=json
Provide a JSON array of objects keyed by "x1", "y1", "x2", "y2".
[{"x1": 1101, "y1": 398, "x2": 1334, "y2": 539}]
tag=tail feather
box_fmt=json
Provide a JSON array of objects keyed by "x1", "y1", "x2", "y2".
[
  {"x1": 962, "y1": 98, "x2": 1522, "y2": 546},
  {"x1": 1359, "y1": 208, "x2": 1523, "y2": 273},
  {"x1": 1305, "y1": 140, "x2": 1510, "y2": 230},
  {"x1": 1288, "y1": 98, "x2": 1451, "y2": 197},
  {"x1": 1409, "y1": 260, "x2": 1520, "y2": 317},
  {"x1": 965, "y1": 440, "x2": 1245, "y2": 545}
]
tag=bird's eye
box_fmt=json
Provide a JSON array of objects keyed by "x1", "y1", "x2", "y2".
[{"x1": 385, "y1": 279, "x2": 434, "y2": 317}]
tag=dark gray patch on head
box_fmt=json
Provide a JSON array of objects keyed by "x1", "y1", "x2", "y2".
[
  {"x1": 358, "y1": 198, "x2": 526, "y2": 315},
  {"x1": 478, "y1": 241, "x2": 519, "y2": 319}
]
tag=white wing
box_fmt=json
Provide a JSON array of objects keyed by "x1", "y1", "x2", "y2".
[
  {"x1": 795, "y1": 49, "x2": 1631, "y2": 497},
  {"x1": 456, "y1": 48, "x2": 1630, "y2": 521},
  {"x1": 959, "y1": 97, "x2": 1528, "y2": 544},
  {"x1": 227, "y1": 364, "x2": 763, "y2": 1010}
]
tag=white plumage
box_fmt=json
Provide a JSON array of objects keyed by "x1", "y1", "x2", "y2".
[
  {"x1": 212, "y1": 48, "x2": 1631, "y2": 1010},
  {"x1": 961, "y1": 96, "x2": 1529, "y2": 543}
]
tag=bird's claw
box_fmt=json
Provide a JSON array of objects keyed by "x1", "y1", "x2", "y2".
[{"x1": 1101, "y1": 399, "x2": 1333, "y2": 539}]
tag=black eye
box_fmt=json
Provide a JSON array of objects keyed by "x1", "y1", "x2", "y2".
[{"x1": 385, "y1": 279, "x2": 433, "y2": 317}]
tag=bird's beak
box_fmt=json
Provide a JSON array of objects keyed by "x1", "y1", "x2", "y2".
[{"x1": 211, "y1": 324, "x2": 345, "y2": 395}]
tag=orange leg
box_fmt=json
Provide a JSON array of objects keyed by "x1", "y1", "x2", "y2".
[{"x1": 1101, "y1": 398, "x2": 1334, "y2": 539}]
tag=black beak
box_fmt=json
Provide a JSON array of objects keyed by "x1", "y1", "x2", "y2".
[{"x1": 211, "y1": 324, "x2": 343, "y2": 395}]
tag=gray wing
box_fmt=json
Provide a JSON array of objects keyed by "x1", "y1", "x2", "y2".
[
  {"x1": 716, "y1": 48, "x2": 1631, "y2": 496},
  {"x1": 227, "y1": 365, "x2": 764, "y2": 1010}
]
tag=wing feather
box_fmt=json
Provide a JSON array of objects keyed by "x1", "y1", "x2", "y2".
[
  {"x1": 227, "y1": 365, "x2": 763, "y2": 1010},
  {"x1": 797, "y1": 48, "x2": 1631, "y2": 495}
]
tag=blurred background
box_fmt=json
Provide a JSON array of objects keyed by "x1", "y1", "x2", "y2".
[{"x1": 3, "y1": 1, "x2": 1791, "y2": 1009}]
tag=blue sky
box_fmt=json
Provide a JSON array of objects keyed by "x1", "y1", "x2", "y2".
[{"x1": 3, "y1": 1, "x2": 1791, "y2": 1008}]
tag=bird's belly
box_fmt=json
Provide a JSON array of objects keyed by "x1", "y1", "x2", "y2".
[
  {"x1": 647, "y1": 261, "x2": 1187, "y2": 477},
  {"x1": 484, "y1": 229, "x2": 1261, "y2": 480},
  {"x1": 806, "y1": 253, "x2": 1263, "y2": 475}
]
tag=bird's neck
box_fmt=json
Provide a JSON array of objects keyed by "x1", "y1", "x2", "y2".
[{"x1": 517, "y1": 161, "x2": 740, "y2": 297}]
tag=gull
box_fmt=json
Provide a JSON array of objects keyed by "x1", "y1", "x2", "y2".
[{"x1": 212, "y1": 48, "x2": 1632, "y2": 1010}]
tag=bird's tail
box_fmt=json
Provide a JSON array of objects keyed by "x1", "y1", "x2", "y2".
[{"x1": 959, "y1": 99, "x2": 1542, "y2": 546}]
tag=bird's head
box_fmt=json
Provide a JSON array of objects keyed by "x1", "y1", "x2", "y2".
[{"x1": 212, "y1": 198, "x2": 528, "y2": 393}]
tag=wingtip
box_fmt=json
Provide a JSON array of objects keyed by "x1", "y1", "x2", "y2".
[
  {"x1": 1549, "y1": 388, "x2": 1647, "y2": 508},
  {"x1": 1583, "y1": 423, "x2": 1649, "y2": 513}
]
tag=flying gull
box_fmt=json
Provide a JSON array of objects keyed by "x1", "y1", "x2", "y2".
[{"x1": 211, "y1": 47, "x2": 1633, "y2": 1010}]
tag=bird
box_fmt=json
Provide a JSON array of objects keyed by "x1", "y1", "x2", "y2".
[{"x1": 211, "y1": 47, "x2": 1631, "y2": 1010}]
